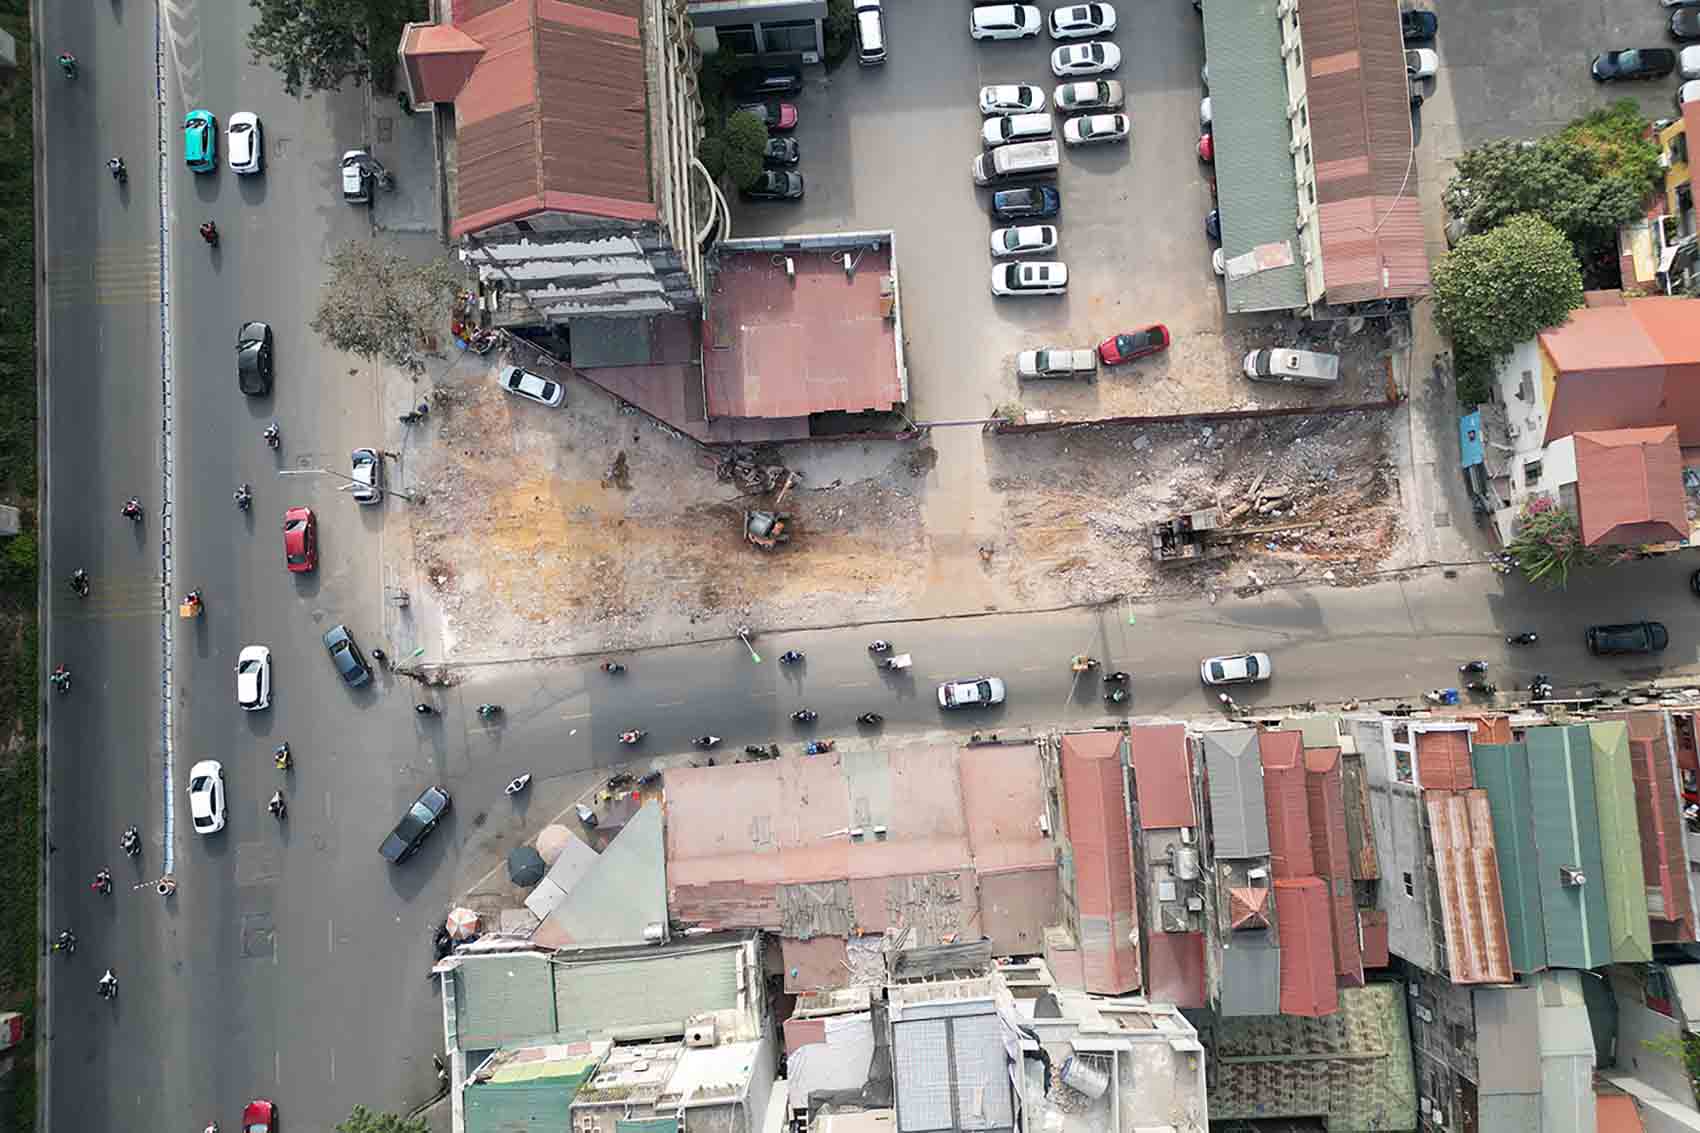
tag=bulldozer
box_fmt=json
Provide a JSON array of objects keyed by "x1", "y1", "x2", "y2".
[{"x1": 745, "y1": 510, "x2": 791, "y2": 550}]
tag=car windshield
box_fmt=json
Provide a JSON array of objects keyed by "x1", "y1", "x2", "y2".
[
  {"x1": 330, "y1": 638, "x2": 349, "y2": 657},
  {"x1": 1243, "y1": 656, "x2": 1260, "y2": 677},
  {"x1": 239, "y1": 659, "x2": 259, "y2": 674},
  {"x1": 1209, "y1": 662, "x2": 1227, "y2": 680},
  {"x1": 191, "y1": 774, "x2": 211, "y2": 791}
]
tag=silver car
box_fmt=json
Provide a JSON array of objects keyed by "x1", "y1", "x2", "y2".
[
  {"x1": 350, "y1": 447, "x2": 383, "y2": 505},
  {"x1": 1053, "y1": 79, "x2": 1124, "y2": 112},
  {"x1": 989, "y1": 224, "x2": 1058, "y2": 257}
]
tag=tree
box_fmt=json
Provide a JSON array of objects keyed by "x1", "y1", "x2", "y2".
[
  {"x1": 1559, "y1": 99, "x2": 1664, "y2": 195},
  {"x1": 311, "y1": 241, "x2": 464, "y2": 373},
  {"x1": 1442, "y1": 136, "x2": 1647, "y2": 249},
  {"x1": 247, "y1": 0, "x2": 425, "y2": 97},
  {"x1": 336, "y1": 1105, "x2": 430, "y2": 1133},
  {"x1": 823, "y1": 0, "x2": 857, "y2": 65},
  {"x1": 1506, "y1": 497, "x2": 1597, "y2": 589},
  {"x1": 1432, "y1": 214, "x2": 1583, "y2": 363},
  {"x1": 701, "y1": 110, "x2": 769, "y2": 190}
]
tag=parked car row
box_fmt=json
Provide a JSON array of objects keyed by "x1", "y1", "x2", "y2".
[
  {"x1": 737, "y1": 101, "x2": 806, "y2": 201},
  {"x1": 183, "y1": 108, "x2": 264, "y2": 175}
]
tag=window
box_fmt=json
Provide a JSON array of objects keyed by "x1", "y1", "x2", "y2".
[
  {"x1": 716, "y1": 24, "x2": 758, "y2": 55},
  {"x1": 1523, "y1": 458, "x2": 1542, "y2": 482},
  {"x1": 1307, "y1": 182, "x2": 1315, "y2": 204},
  {"x1": 761, "y1": 19, "x2": 818, "y2": 54},
  {"x1": 1303, "y1": 143, "x2": 1311, "y2": 165},
  {"x1": 513, "y1": 219, "x2": 534, "y2": 234},
  {"x1": 1403, "y1": 871, "x2": 1414, "y2": 897},
  {"x1": 1299, "y1": 105, "x2": 1307, "y2": 129}
]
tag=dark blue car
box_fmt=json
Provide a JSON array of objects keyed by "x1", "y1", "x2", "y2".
[{"x1": 990, "y1": 185, "x2": 1060, "y2": 221}]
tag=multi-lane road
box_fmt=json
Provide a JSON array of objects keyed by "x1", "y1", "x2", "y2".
[{"x1": 35, "y1": 3, "x2": 1700, "y2": 1132}]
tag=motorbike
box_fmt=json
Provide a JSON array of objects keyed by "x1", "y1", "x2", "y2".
[
  {"x1": 90, "y1": 871, "x2": 112, "y2": 895},
  {"x1": 1530, "y1": 673, "x2": 1554, "y2": 700},
  {"x1": 97, "y1": 969, "x2": 118, "y2": 999},
  {"x1": 867, "y1": 640, "x2": 891, "y2": 654},
  {"x1": 1459, "y1": 661, "x2": 1488, "y2": 674},
  {"x1": 274, "y1": 742, "x2": 292, "y2": 771},
  {"x1": 1507, "y1": 632, "x2": 1539, "y2": 645},
  {"x1": 1070, "y1": 655, "x2": 1100, "y2": 673},
  {"x1": 1424, "y1": 688, "x2": 1460, "y2": 706},
  {"x1": 268, "y1": 791, "x2": 287, "y2": 821},
  {"x1": 803, "y1": 739, "x2": 835, "y2": 755},
  {"x1": 107, "y1": 157, "x2": 126, "y2": 183},
  {"x1": 57, "y1": 53, "x2": 76, "y2": 78},
  {"x1": 791, "y1": 709, "x2": 818, "y2": 724},
  {"x1": 857, "y1": 712, "x2": 883, "y2": 726},
  {"x1": 477, "y1": 703, "x2": 502, "y2": 719},
  {"x1": 234, "y1": 484, "x2": 252, "y2": 511},
  {"x1": 1104, "y1": 671, "x2": 1130, "y2": 684},
  {"x1": 50, "y1": 665, "x2": 72, "y2": 693},
  {"x1": 415, "y1": 703, "x2": 436, "y2": 716},
  {"x1": 601, "y1": 661, "x2": 625, "y2": 674},
  {"x1": 200, "y1": 222, "x2": 219, "y2": 247},
  {"x1": 744, "y1": 744, "x2": 779, "y2": 759},
  {"x1": 53, "y1": 930, "x2": 77, "y2": 954},
  {"x1": 693, "y1": 735, "x2": 722, "y2": 749},
  {"x1": 120, "y1": 827, "x2": 140, "y2": 856},
  {"x1": 398, "y1": 401, "x2": 431, "y2": 425},
  {"x1": 432, "y1": 925, "x2": 454, "y2": 960},
  {"x1": 69, "y1": 570, "x2": 90, "y2": 597},
  {"x1": 618, "y1": 729, "x2": 646, "y2": 744},
  {"x1": 1105, "y1": 688, "x2": 1128, "y2": 704},
  {"x1": 505, "y1": 773, "x2": 532, "y2": 796},
  {"x1": 263, "y1": 422, "x2": 280, "y2": 449},
  {"x1": 121, "y1": 497, "x2": 142, "y2": 521},
  {"x1": 779, "y1": 650, "x2": 805, "y2": 665},
  {"x1": 1465, "y1": 681, "x2": 1498, "y2": 695}
]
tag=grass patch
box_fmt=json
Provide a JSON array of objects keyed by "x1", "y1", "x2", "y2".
[{"x1": 0, "y1": 0, "x2": 41, "y2": 1126}]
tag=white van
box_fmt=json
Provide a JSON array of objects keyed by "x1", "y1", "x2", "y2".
[
  {"x1": 855, "y1": 0, "x2": 886, "y2": 65},
  {"x1": 972, "y1": 138, "x2": 1060, "y2": 185},
  {"x1": 983, "y1": 112, "x2": 1054, "y2": 148},
  {"x1": 1241, "y1": 348, "x2": 1341, "y2": 387}
]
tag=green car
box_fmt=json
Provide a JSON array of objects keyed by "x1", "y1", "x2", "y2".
[{"x1": 184, "y1": 110, "x2": 216, "y2": 172}]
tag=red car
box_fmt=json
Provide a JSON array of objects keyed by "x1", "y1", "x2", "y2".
[
  {"x1": 1097, "y1": 325, "x2": 1171, "y2": 365},
  {"x1": 282, "y1": 506, "x2": 317, "y2": 573},
  {"x1": 243, "y1": 1099, "x2": 277, "y2": 1133},
  {"x1": 1197, "y1": 131, "x2": 1214, "y2": 163}
]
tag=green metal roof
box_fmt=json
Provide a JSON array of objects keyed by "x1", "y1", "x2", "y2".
[
  {"x1": 1200, "y1": 0, "x2": 1308, "y2": 312},
  {"x1": 1588, "y1": 722, "x2": 1652, "y2": 963},
  {"x1": 1525, "y1": 726, "x2": 1608, "y2": 969},
  {"x1": 464, "y1": 1050, "x2": 598, "y2": 1133},
  {"x1": 1471, "y1": 742, "x2": 1547, "y2": 973},
  {"x1": 552, "y1": 946, "x2": 740, "y2": 1042},
  {"x1": 456, "y1": 954, "x2": 562, "y2": 1050}
]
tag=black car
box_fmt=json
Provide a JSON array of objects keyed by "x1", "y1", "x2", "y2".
[
  {"x1": 764, "y1": 137, "x2": 800, "y2": 166},
  {"x1": 734, "y1": 66, "x2": 802, "y2": 97},
  {"x1": 1585, "y1": 620, "x2": 1670, "y2": 656},
  {"x1": 743, "y1": 170, "x2": 804, "y2": 200},
  {"x1": 1205, "y1": 208, "x2": 1221, "y2": 241},
  {"x1": 1400, "y1": 8, "x2": 1437, "y2": 44},
  {"x1": 379, "y1": 785, "x2": 452, "y2": 864},
  {"x1": 322, "y1": 623, "x2": 372, "y2": 687},
  {"x1": 1673, "y1": 9, "x2": 1700, "y2": 41},
  {"x1": 236, "y1": 320, "x2": 273, "y2": 396},
  {"x1": 1591, "y1": 48, "x2": 1678, "y2": 81},
  {"x1": 990, "y1": 185, "x2": 1061, "y2": 221}
]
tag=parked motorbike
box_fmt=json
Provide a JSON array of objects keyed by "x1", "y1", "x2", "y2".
[
  {"x1": 693, "y1": 735, "x2": 721, "y2": 749},
  {"x1": 1459, "y1": 660, "x2": 1488, "y2": 674},
  {"x1": 1105, "y1": 688, "x2": 1128, "y2": 704},
  {"x1": 856, "y1": 712, "x2": 883, "y2": 726},
  {"x1": 477, "y1": 703, "x2": 502, "y2": 719},
  {"x1": 791, "y1": 709, "x2": 818, "y2": 724},
  {"x1": 618, "y1": 729, "x2": 646, "y2": 744},
  {"x1": 803, "y1": 739, "x2": 835, "y2": 755},
  {"x1": 867, "y1": 640, "x2": 891, "y2": 654},
  {"x1": 505, "y1": 773, "x2": 532, "y2": 796},
  {"x1": 1465, "y1": 681, "x2": 1498, "y2": 695},
  {"x1": 601, "y1": 661, "x2": 625, "y2": 674},
  {"x1": 1507, "y1": 632, "x2": 1539, "y2": 646},
  {"x1": 779, "y1": 650, "x2": 805, "y2": 665}
]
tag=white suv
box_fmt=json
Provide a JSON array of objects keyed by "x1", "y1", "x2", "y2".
[
  {"x1": 971, "y1": 5, "x2": 1042, "y2": 40},
  {"x1": 991, "y1": 261, "x2": 1068, "y2": 296}
]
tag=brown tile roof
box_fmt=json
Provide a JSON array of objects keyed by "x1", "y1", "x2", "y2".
[
  {"x1": 1060, "y1": 731, "x2": 1142, "y2": 993},
  {"x1": 1274, "y1": 878, "x2": 1340, "y2": 1017},
  {"x1": 1424, "y1": 789, "x2": 1513, "y2": 984},
  {"x1": 1541, "y1": 297, "x2": 1700, "y2": 446},
  {"x1": 1415, "y1": 729, "x2": 1473, "y2": 790},
  {"x1": 1260, "y1": 731, "x2": 1314, "y2": 880},
  {"x1": 1129, "y1": 723, "x2": 1196, "y2": 829},
  {"x1": 1299, "y1": 0, "x2": 1430, "y2": 302},
  {"x1": 1305, "y1": 749, "x2": 1362, "y2": 985},
  {"x1": 444, "y1": 0, "x2": 654, "y2": 237},
  {"x1": 1573, "y1": 427, "x2": 1688, "y2": 547},
  {"x1": 399, "y1": 22, "x2": 486, "y2": 105}
]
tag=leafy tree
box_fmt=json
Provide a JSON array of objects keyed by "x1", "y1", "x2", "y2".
[
  {"x1": 311, "y1": 241, "x2": 463, "y2": 373},
  {"x1": 823, "y1": 0, "x2": 857, "y2": 65},
  {"x1": 1442, "y1": 136, "x2": 1647, "y2": 249},
  {"x1": 696, "y1": 52, "x2": 751, "y2": 123},
  {"x1": 1559, "y1": 99, "x2": 1664, "y2": 194},
  {"x1": 1506, "y1": 497, "x2": 1596, "y2": 589},
  {"x1": 1432, "y1": 214, "x2": 1583, "y2": 363},
  {"x1": 247, "y1": 0, "x2": 425, "y2": 97},
  {"x1": 701, "y1": 111, "x2": 769, "y2": 189},
  {"x1": 336, "y1": 1105, "x2": 431, "y2": 1133}
]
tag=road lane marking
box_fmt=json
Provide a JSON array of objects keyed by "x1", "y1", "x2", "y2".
[
  {"x1": 329, "y1": 1047, "x2": 335, "y2": 1083},
  {"x1": 328, "y1": 919, "x2": 334, "y2": 954},
  {"x1": 838, "y1": 682, "x2": 873, "y2": 689},
  {"x1": 654, "y1": 699, "x2": 685, "y2": 708},
  {"x1": 325, "y1": 790, "x2": 333, "y2": 818},
  {"x1": 1020, "y1": 665, "x2": 1046, "y2": 672},
  {"x1": 560, "y1": 711, "x2": 591, "y2": 721},
  {"x1": 275, "y1": 1051, "x2": 280, "y2": 1084}
]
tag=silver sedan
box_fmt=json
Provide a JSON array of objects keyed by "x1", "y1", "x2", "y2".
[{"x1": 989, "y1": 224, "x2": 1058, "y2": 257}]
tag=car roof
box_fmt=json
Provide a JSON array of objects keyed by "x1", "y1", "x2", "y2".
[{"x1": 190, "y1": 759, "x2": 222, "y2": 777}]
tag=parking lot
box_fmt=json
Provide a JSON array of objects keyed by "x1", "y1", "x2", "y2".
[{"x1": 730, "y1": 0, "x2": 1314, "y2": 423}]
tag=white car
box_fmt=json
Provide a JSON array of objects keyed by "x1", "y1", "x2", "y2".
[
  {"x1": 1049, "y1": 2, "x2": 1116, "y2": 39},
  {"x1": 990, "y1": 224, "x2": 1058, "y2": 257},
  {"x1": 1016, "y1": 347, "x2": 1096, "y2": 380},
  {"x1": 227, "y1": 112, "x2": 263, "y2": 174},
  {"x1": 1681, "y1": 79, "x2": 1700, "y2": 108},
  {"x1": 1063, "y1": 112, "x2": 1129, "y2": 145},
  {"x1": 991, "y1": 261, "x2": 1068, "y2": 296},
  {"x1": 938, "y1": 677, "x2": 1007, "y2": 709},
  {"x1": 980, "y1": 83, "x2": 1046, "y2": 115},
  {"x1": 350, "y1": 447, "x2": 383, "y2": 505},
  {"x1": 1682, "y1": 45, "x2": 1700, "y2": 79},
  {"x1": 983, "y1": 112, "x2": 1054, "y2": 147},
  {"x1": 1200, "y1": 96, "x2": 1212, "y2": 126},
  {"x1": 188, "y1": 760, "x2": 226, "y2": 835},
  {"x1": 1051, "y1": 41, "x2": 1121, "y2": 77},
  {"x1": 971, "y1": 4, "x2": 1042, "y2": 40},
  {"x1": 1404, "y1": 48, "x2": 1438, "y2": 79},
  {"x1": 1053, "y1": 79, "x2": 1124, "y2": 112},
  {"x1": 497, "y1": 364, "x2": 564, "y2": 407},
  {"x1": 236, "y1": 645, "x2": 271, "y2": 711},
  {"x1": 1199, "y1": 652, "x2": 1273, "y2": 686}
]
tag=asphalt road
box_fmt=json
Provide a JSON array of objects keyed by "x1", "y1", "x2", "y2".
[{"x1": 37, "y1": 3, "x2": 1700, "y2": 1133}]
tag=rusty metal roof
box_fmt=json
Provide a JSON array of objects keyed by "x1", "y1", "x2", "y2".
[
  {"x1": 1414, "y1": 729, "x2": 1473, "y2": 790},
  {"x1": 1129, "y1": 723, "x2": 1196, "y2": 829},
  {"x1": 1424, "y1": 789, "x2": 1513, "y2": 984},
  {"x1": 1260, "y1": 731, "x2": 1314, "y2": 880},
  {"x1": 1573, "y1": 427, "x2": 1688, "y2": 547},
  {"x1": 1300, "y1": 0, "x2": 1430, "y2": 302},
  {"x1": 1059, "y1": 731, "x2": 1141, "y2": 994},
  {"x1": 1603, "y1": 709, "x2": 1695, "y2": 943},
  {"x1": 1273, "y1": 878, "x2": 1339, "y2": 1017},
  {"x1": 1304, "y1": 749, "x2": 1362, "y2": 985},
  {"x1": 447, "y1": 0, "x2": 654, "y2": 238}
]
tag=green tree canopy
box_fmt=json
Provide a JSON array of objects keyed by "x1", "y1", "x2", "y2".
[
  {"x1": 336, "y1": 1105, "x2": 431, "y2": 1133},
  {"x1": 1432, "y1": 214, "x2": 1583, "y2": 363},
  {"x1": 311, "y1": 240, "x2": 464, "y2": 373},
  {"x1": 248, "y1": 0, "x2": 425, "y2": 96},
  {"x1": 1442, "y1": 134, "x2": 1648, "y2": 248},
  {"x1": 1558, "y1": 98, "x2": 1665, "y2": 192},
  {"x1": 700, "y1": 110, "x2": 769, "y2": 190}
]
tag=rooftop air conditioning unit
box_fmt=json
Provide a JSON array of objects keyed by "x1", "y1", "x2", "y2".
[
  {"x1": 1560, "y1": 866, "x2": 1587, "y2": 887},
  {"x1": 684, "y1": 1017, "x2": 718, "y2": 1048}
]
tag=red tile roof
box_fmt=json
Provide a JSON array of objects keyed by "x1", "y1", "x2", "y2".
[
  {"x1": 702, "y1": 248, "x2": 906, "y2": 420},
  {"x1": 1541, "y1": 297, "x2": 1700, "y2": 446},
  {"x1": 1299, "y1": 0, "x2": 1430, "y2": 302},
  {"x1": 1573, "y1": 427, "x2": 1688, "y2": 547},
  {"x1": 1229, "y1": 886, "x2": 1271, "y2": 931},
  {"x1": 1425, "y1": 790, "x2": 1513, "y2": 984},
  {"x1": 1274, "y1": 878, "x2": 1340, "y2": 1017},
  {"x1": 1143, "y1": 931, "x2": 1207, "y2": 1009},
  {"x1": 1060, "y1": 732, "x2": 1141, "y2": 994},
  {"x1": 437, "y1": 0, "x2": 655, "y2": 237},
  {"x1": 1415, "y1": 729, "x2": 1473, "y2": 790},
  {"x1": 1305, "y1": 749, "x2": 1363, "y2": 985},
  {"x1": 1260, "y1": 732, "x2": 1314, "y2": 880},
  {"x1": 399, "y1": 22, "x2": 486, "y2": 105},
  {"x1": 1129, "y1": 724, "x2": 1196, "y2": 828}
]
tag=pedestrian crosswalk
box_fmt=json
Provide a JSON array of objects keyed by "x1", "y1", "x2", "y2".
[{"x1": 48, "y1": 244, "x2": 161, "y2": 309}]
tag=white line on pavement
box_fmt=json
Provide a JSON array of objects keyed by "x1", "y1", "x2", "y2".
[
  {"x1": 655, "y1": 699, "x2": 685, "y2": 708},
  {"x1": 327, "y1": 919, "x2": 334, "y2": 953}
]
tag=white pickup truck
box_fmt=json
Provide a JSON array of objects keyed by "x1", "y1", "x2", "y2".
[{"x1": 1016, "y1": 347, "x2": 1097, "y2": 381}]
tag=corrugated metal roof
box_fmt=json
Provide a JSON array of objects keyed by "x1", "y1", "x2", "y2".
[
  {"x1": 1415, "y1": 729, "x2": 1473, "y2": 790},
  {"x1": 891, "y1": 1002, "x2": 1015, "y2": 1133},
  {"x1": 1059, "y1": 732, "x2": 1141, "y2": 994},
  {"x1": 1203, "y1": 729, "x2": 1270, "y2": 858},
  {"x1": 1540, "y1": 297, "x2": 1700, "y2": 447},
  {"x1": 1588, "y1": 722, "x2": 1653, "y2": 962},
  {"x1": 1304, "y1": 748, "x2": 1362, "y2": 984},
  {"x1": 1340, "y1": 752, "x2": 1380, "y2": 880},
  {"x1": 1472, "y1": 742, "x2": 1550, "y2": 973},
  {"x1": 449, "y1": 0, "x2": 655, "y2": 238},
  {"x1": 456, "y1": 953, "x2": 560, "y2": 1049},
  {"x1": 534, "y1": 800, "x2": 667, "y2": 950},
  {"x1": 1128, "y1": 723, "x2": 1196, "y2": 828},
  {"x1": 1299, "y1": 0, "x2": 1430, "y2": 302},
  {"x1": 1208, "y1": 983, "x2": 1416, "y2": 1126},
  {"x1": 1199, "y1": 0, "x2": 1308, "y2": 312},
  {"x1": 464, "y1": 1046, "x2": 597, "y2": 1133},
  {"x1": 1424, "y1": 789, "x2": 1513, "y2": 984},
  {"x1": 1260, "y1": 731, "x2": 1314, "y2": 879},
  {"x1": 552, "y1": 946, "x2": 740, "y2": 1042},
  {"x1": 1573, "y1": 427, "x2": 1688, "y2": 546},
  {"x1": 1526, "y1": 726, "x2": 1611, "y2": 969},
  {"x1": 1462, "y1": 714, "x2": 1515, "y2": 745},
  {"x1": 1273, "y1": 878, "x2": 1339, "y2": 1017},
  {"x1": 1604, "y1": 709, "x2": 1694, "y2": 940},
  {"x1": 1217, "y1": 929, "x2": 1281, "y2": 1017}
]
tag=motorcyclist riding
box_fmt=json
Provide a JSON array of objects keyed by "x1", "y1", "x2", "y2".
[
  {"x1": 694, "y1": 735, "x2": 721, "y2": 748},
  {"x1": 791, "y1": 709, "x2": 817, "y2": 723},
  {"x1": 779, "y1": 650, "x2": 805, "y2": 664},
  {"x1": 233, "y1": 483, "x2": 252, "y2": 510},
  {"x1": 120, "y1": 825, "x2": 140, "y2": 855},
  {"x1": 477, "y1": 703, "x2": 502, "y2": 718},
  {"x1": 199, "y1": 221, "x2": 219, "y2": 246},
  {"x1": 274, "y1": 742, "x2": 291, "y2": 770},
  {"x1": 69, "y1": 568, "x2": 90, "y2": 596},
  {"x1": 619, "y1": 729, "x2": 645, "y2": 744},
  {"x1": 1459, "y1": 660, "x2": 1488, "y2": 674},
  {"x1": 49, "y1": 664, "x2": 71, "y2": 692},
  {"x1": 414, "y1": 703, "x2": 436, "y2": 716},
  {"x1": 121, "y1": 496, "x2": 142, "y2": 520},
  {"x1": 262, "y1": 421, "x2": 279, "y2": 448},
  {"x1": 867, "y1": 640, "x2": 891, "y2": 654},
  {"x1": 90, "y1": 869, "x2": 112, "y2": 895},
  {"x1": 267, "y1": 791, "x2": 287, "y2": 820},
  {"x1": 857, "y1": 712, "x2": 883, "y2": 726},
  {"x1": 54, "y1": 929, "x2": 76, "y2": 953},
  {"x1": 1105, "y1": 687, "x2": 1128, "y2": 703},
  {"x1": 57, "y1": 52, "x2": 76, "y2": 77},
  {"x1": 1104, "y1": 671, "x2": 1130, "y2": 683},
  {"x1": 601, "y1": 661, "x2": 625, "y2": 674},
  {"x1": 107, "y1": 156, "x2": 126, "y2": 181},
  {"x1": 97, "y1": 969, "x2": 117, "y2": 998},
  {"x1": 1507, "y1": 632, "x2": 1539, "y2": 645}
]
